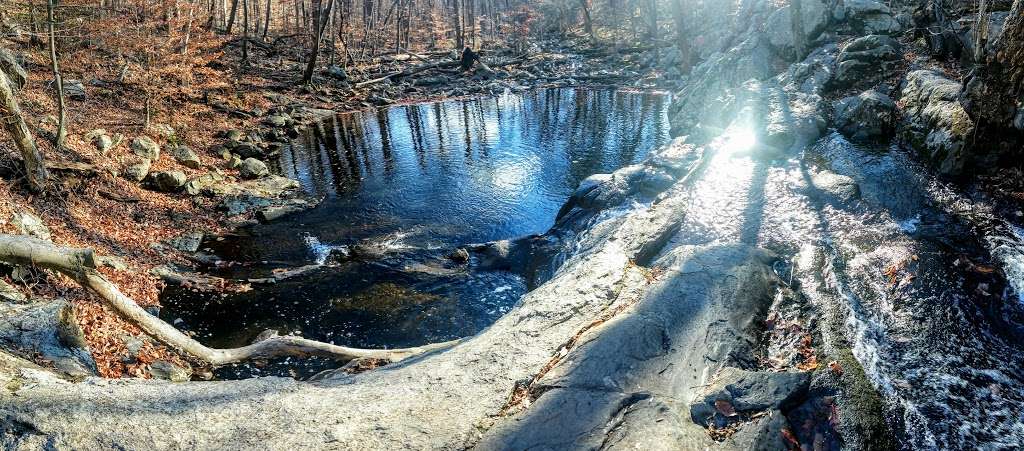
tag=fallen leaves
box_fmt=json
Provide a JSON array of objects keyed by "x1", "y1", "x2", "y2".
[
  {"x1": 827, "y1": 360, "x2": 843, "y2": 375},
  {"x1": 715, "y1": 399, "x2": 738, "y2": 417},
  {"x1": 796, "y1": 334, "x2": 819, "y2": 371}
]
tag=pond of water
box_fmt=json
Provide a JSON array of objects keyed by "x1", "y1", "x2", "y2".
[{"x1": 160, "y1": 88, "x2": 671, "y2": 378}]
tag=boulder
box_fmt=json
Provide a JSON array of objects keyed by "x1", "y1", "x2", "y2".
[
  {"x1": 810, "y1": 170, "x2": 861, "y2": 205},
  {"x1": 844, "y1": 0, "x2": 901, "y2": 35},
  {"x1": 62, "y1": 79, "x2": 87, "y2": 100},
  {"x1": 149, "y1": 170, "x2": 187, "y2": 192},
  {"x1": 184, "y1": 171, "x2": 228, "y2": 196},
  {"x1": 325, "y1": 65, "x2": 348, "y2": 80},
  {"x1": 689, "y1": 367, "x2": 811, "y2": 428},
  {"x1": 233, "y1": 142, "x2": 263, "y2": 159},
  {"x1": 263, "y1": 114, "x2": 292, "y2": 128},
  {"x1": 170, "y1": 145, "x2": 201, "y2": 169},
  {"x1": 122, "y1": 157, "x2": 151, "y2": 182},
  {"x1": 899, "y1": 70, "x2": 976, "y2": 176},
  {"x1": 131, "y1": 136, "x2": 161, "y2": 160},
  {"x1": 239, "y1": 157, "x2": 269, "y2": 179},
  {"x1": 831, "y1": 35, "x2": 901, "y2": 90},
  {"x1": 10, "y1": 211, "x2": 51, "y2": 240},
  {"x1": 833, "y1": 89, "x2": 896, "y2": 142},
  {"x1": 764, "y1": 0, "x2": 831, "y2": 59},
  {"x1": 225, "y1": 129, "x2": 244, "y2": 141}
]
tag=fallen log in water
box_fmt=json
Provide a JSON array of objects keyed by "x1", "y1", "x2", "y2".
[{"x1": 0, "y1": 235, "x2": 457, "y2": 366}]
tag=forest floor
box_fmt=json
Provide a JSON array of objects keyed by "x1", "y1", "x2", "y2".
[{"x1": 0, "y1": 29, "x2": 677, "y2": 378}]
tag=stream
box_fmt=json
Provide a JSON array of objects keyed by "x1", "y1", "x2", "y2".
[
  {"x1": 160, "y1": 88, "x2": 671, "y2": 378},
  {"x1": 157, "y1": 87, "x2": 1024, "y2": 447}
]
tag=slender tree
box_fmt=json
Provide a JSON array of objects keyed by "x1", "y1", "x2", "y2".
[
  {"x1": 46, "y1": 0, "x2": 66, "y2": 149},
  {"x1": 302, "y1": 0, "x2": 337, "y2": 84}
]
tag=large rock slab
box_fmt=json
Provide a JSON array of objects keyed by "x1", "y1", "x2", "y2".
[
  {"x1": 476, "y1": 245, "x2": 785, "y2": 450},
  {"x1": 831, "y1": 35, "x2": 901, "y2": 90}
]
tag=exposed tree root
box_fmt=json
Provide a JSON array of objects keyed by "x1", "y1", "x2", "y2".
[{"x1": 0, "y1": 234, "x2": 458, "y2": 367}]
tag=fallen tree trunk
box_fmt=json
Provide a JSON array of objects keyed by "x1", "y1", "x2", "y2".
[{"x1": 0, "y1": 235, "x2": 456, "y2": 366}]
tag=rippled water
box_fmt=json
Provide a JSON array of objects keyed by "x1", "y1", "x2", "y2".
[
  {"x1": 160, "y1": 88, "x2": 670, "y2": 377},
  {"x1": 642, "y1": 125, "x2": 1024, "y2": 448}
]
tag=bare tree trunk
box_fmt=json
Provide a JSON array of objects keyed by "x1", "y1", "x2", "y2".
[
  {"x1": 302, "y1": 0, "x2": 336, "y2": 84},
  {"x1": 0, "y1": 235, "x2": 458, "y2": 366},
  {"x1": 226, "y1": 0, "x2": 239, "y2": 33},
  {"x1": 46, "y1": 0, "x2": 66, "y2": 149},
  {"x1": 262, "y1": 0, "x2": 272, "y2": 39},
  {"x1": 242, "y1": 0, "x2": 250, "y2": 64},
  {"x1": 0, "y1": 70, "x2": 48, "y2": 193},
  {"x1": 579, "y1": 0, "x2": 594, "y2": 40},
  {"x1": 974, "y1": 0, "x2": 990, "y2": 63},
  {"x1": 182, "y1": 0, "x2": 196, "y2": 53}
]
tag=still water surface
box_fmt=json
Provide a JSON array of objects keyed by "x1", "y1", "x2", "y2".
[{"x1": 161, "y1": 88, "x2": 670, "y2": 377}]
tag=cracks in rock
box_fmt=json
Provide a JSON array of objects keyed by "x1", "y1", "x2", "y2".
[{"x1": 494, "y1": 261, "x2": 660, "y2": 418}]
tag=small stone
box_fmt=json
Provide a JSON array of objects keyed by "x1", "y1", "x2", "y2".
[
  {"x1": 96, "y1": 255, "x2": 129, "y2": 271},
  {"x1": 10, "y1": 211, "x2": 51, "y2": 240},
  {"x1": 225, "y1": 129, "x2": 244, "y2": 141},
  {"x1": 447, "y1": 248, "x2": 470, "y2": 263},
  {"x1": 85, "y1": 129, "x2": 113, "y2": 153},
  {"x1": 165, "y1": 231, "x2": 204, "y2": 253},
  {"x1": 227, "y1": 154, "x2": 243, "y2": 169},
  {"x1": 131, "y1": 136, "x2": 161, "y2": 160},
  {"x1": 149, "y1": 360, "x2": 191, "y2": 382},
  {"x1": 63, "y1": 79, "x2": 87, "y2": 100},
  {"x1": 171, "y1": 145, "x2": 201, "y2": 169},
  {"x1": 0, "y1": 279, "x2": 27, "y2": 303},
  {"x1": 239, "y1": 158, "x2": 269, "y2": 179}
]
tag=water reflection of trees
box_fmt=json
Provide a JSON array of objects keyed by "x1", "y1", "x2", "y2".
[{"x1": 279, "y1": 88, "x2": 670, "y2": 199}]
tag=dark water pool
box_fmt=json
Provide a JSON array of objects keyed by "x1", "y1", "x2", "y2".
[{"x1": 161, "y1": 88, "x2": 670, "y2": 377}]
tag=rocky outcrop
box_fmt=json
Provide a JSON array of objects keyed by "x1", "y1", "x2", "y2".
[
  {"x1": 833, "y1": 89, "x2": 896, "y2": 142},
  {"x1": 669, "y1": 35, "x2": 778, "y2": 139},
  {"x1": 899, "y1": 70, "x2": 976, "y2": 176},
  {"x1": 764, "y1": 0, "x2": 831, "y2": 60},
  {"x1": 476, "y1": 245, "x2": 787, "y2": 450},
  {"x1": 842, "y1": 0, "x2": 901, "y2": 35},
  {"x1": 0, "y1": 300, "x2": 95, "y2": 378},
  {"x1": 831, "y1": 35, "x2": 901, "y2": 90}
]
